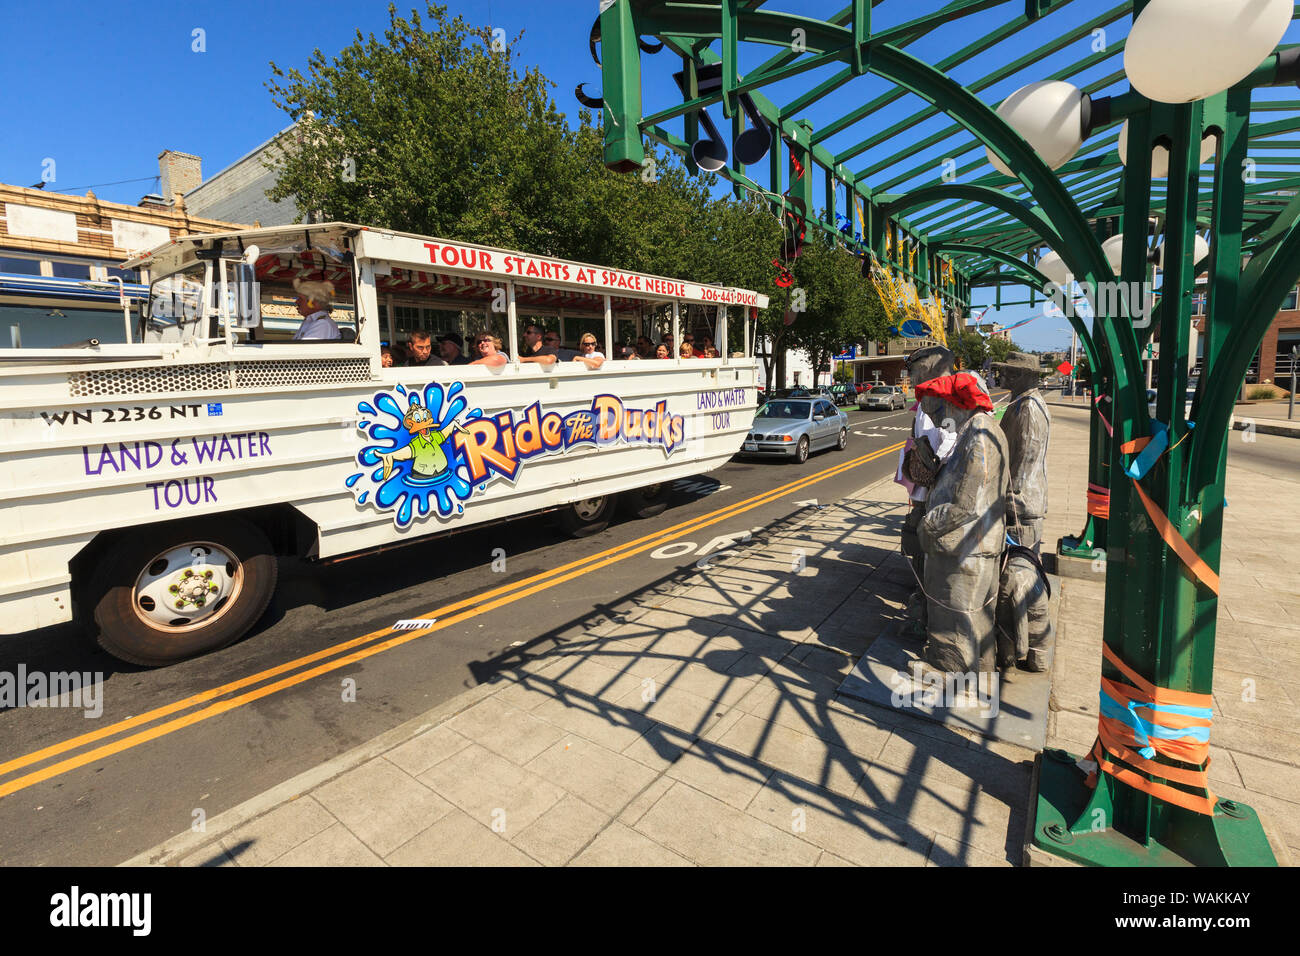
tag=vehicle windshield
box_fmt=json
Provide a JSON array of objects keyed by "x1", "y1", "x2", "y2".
[
  {"x1": 869, "y1": 386, "x2": 892, "y2": 393},
  {"x1": 144, "y1": 262, "x2": 207, "y2": 342},
  {"x1": 757, "y1": 401, "x2": 811, "y2": 419}
]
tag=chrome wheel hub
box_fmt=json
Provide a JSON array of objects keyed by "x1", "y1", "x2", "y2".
[
  {"x1": 573, "y1": 497, "x2": 606, "y2": 520},
  {"x1": 133, "y1": 542, "x2": 241, "y2": 631}
]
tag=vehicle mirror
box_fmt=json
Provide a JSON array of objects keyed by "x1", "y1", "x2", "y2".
[
  {"x1": 814, "y1": 413, "x2": 824, "y2": 421},
  {"x1": 231, "y1": 261, "x2": 262, "y2": 329}
]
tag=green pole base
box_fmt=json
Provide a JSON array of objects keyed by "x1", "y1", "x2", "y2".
[
  {"x1": 1031, "y1": 749, "x2": 1278, "y2": 867},
  {"x1": 1059, "y1": 512, "x2": 1106, "y2": 560},
  {"x1": 1058, "y1": 535, "x2": 1104, "y2": 562}
]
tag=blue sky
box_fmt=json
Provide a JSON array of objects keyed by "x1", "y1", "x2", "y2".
[{"x1": 3, "y1": 1, "x2": 1296, "y2": 353}]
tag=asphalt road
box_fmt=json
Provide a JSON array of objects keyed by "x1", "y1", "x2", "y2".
[{"x1": 0, "y1": 402, "x2": 922, "y2": 866}]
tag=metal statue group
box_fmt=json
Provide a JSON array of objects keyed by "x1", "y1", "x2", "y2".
[{"x1": 898, "y1": 347, "x2": 1054, "y2": 677}]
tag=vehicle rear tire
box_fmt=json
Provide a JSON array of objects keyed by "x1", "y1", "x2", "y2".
[
  {"x1": 88, "y1": 517, "x2": 277, "y2": 667},
  {"x1": 559, "y1": 495, "x2": 615, "y2": 537},
  {"x1": 837, "y1": 427, "x2": 848, "y2": 450},
  {"x1": 621, "y1": 483, "x2": 669, "y2": 519},
  {"x1": 794, "y1": 436, "x2": 810, "y2": 464}
]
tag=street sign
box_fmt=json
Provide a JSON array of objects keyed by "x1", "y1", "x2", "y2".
[{"x1": 833, "y1": 346, "x2": 857, "y2": 361}]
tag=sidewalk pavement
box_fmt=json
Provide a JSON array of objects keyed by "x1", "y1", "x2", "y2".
[
  {"x1": 1045, "y1": 390, "x2": 1300, "y2": 438},
  {"x1": 125, "y1": 404, "x2": 1300, "y2": 867},
  {"x1": 1231, "y1": 400, "x2": 1300, "y2": 439}
]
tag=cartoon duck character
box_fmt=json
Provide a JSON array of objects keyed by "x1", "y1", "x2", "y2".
[{"x1": 379, "y1": 399, "x2": 455, "y2": 480}]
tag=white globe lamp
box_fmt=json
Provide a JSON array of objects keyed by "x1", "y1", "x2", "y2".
[
  {"x1": 986, "y1": 81, "x2": 1088, "y2": 177},
  {"x1": 1118, "y1": 121, "x2": 1217, "y2": 179},
  {"x1": 1101, "y1": 235, "x2": 1126, "y2": 272},
  {"x1": 1125, "y1": 0, "x2": 1292, "y2": 104},
  {"x1": 1034, "y1": 249, "x2": 1073, "y2": 286}
]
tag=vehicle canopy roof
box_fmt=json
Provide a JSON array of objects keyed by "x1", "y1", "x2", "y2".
[{"x1": 124, "y1": 222, "x2": 770, "y2": 315}]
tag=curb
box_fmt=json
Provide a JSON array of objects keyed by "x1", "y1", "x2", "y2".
[
  {"x1": 118, "y1": 677, "x2": 505, "y2": 866},
  {"x1": 1231, "y1": 416, "x2": 1300, "y2": 439}
]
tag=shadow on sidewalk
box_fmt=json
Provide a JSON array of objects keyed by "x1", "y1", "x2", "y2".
[{"x1": 464, "y1": 497, "x2": 1032, "y2": 865}]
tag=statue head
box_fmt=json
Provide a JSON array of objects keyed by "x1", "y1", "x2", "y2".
[
  {"x1": 915, "y1": 370, "x2": 992, "y2": 433},
  {"x1": 992, "y1": 352, "x2": 1042, "y2": 397},
  {"x1": 905, "y1": 345, "x2": 955, "y2": 390}
]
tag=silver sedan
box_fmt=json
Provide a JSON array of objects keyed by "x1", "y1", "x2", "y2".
[
  {"x1": 858, "y1": 384, "x2": 906, "y2": 410},
  {"x1": 741, "y1": 398, "x2": 849, "y2": 464}
]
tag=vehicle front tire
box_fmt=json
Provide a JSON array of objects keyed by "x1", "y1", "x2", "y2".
[
  {"x1": 88, "y1": 517, "x2": 277, "y2": 667},
  {"x1": 559, "y1": 495, "x2": 615, "y2": 537},
  {"x1": 621, "y1": 483, "x2": 669, "y2": 519},
  {"x1": 794, "y1": 436, "x2": 810, "y2": 464}
]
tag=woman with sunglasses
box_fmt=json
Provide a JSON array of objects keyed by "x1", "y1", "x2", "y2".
[
  {"x1": 572, "y1": 335, "x2": 605, "y2": 370},
  {"x1": 469, "y1": 332, "x2": 508, "y2": 367}
]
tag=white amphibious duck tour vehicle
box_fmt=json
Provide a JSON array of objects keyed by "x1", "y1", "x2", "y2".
[{"x1": 1, "y1": 223, "x2": 768, "y2": 665}]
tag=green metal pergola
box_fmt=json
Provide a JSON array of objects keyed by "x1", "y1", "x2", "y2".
[{"x1": 590, "y1": 0, "x2": 1300, "y2": 866}]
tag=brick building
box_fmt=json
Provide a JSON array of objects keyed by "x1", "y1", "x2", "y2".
[
  {"x1": 1191, "y1": 286, "x2": 1300, "y2": 384},
  {"x1": 0, "y1": 164, "x2": 241, "y2": 348},
  {"x1": 183, "y1": 125, "x2": 301, "y2": 227}
]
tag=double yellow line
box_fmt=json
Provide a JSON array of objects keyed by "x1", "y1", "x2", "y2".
[{"x1": 0, "y1": 441, "x2": 904, "y2": 800}]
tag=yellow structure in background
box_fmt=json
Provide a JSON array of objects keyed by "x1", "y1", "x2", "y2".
[{"x1": 867, "y1": 242, "x2": 948, "y2": 348}]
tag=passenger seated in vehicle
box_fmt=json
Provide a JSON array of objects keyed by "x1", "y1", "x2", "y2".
[
  {"x1": 381, "y1": 346, "x2": 396, "y2": 368},
  {"x1": 470, "y1": 332, "x2": 507, "y2": 367},
  {"x1": 656, "y1": 344, "x2": 670, "y2": 359},
  {"x1": 291, "y1": 279, "x2": 341, "y2": 340},
  {"x1": 679, "y1": 342, "x2": 695, "y2": 359},
  {"x1": 544, "y1": 331, "x2": 577, "y2": 360},
  {"x1": 572, "y1": 334, "x2": 605, "y2": 369},
  {"x1": 404, "y1": 330, "x2": 446, "y2": 367},
  {"x1": 438, "y1": 332, "x2": 470, "y2": 365},
  {"x1": 520, "y1": 324, "x2": 558, "y2": 365}
]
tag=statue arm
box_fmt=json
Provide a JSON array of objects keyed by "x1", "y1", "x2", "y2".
[{"x1": 918, "y1": 501, "x2": 980, "y2": 555}]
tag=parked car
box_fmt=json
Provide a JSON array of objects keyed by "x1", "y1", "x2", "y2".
[
  {"x1": 858, "y1": 384, "x2": 906, "y2": 411},
  {"x1": 742, "y1": 398, "x2": 849, "y2": 464},
  {"x1": 786, "y1": 387, "x2": 811, "y2": 398},
  {"x1": 1145, "y1": 378, "x2": 1196, "y2": 421},
  {"x1": 829, "y1": 383, "x2": 857, "y2": 406}
]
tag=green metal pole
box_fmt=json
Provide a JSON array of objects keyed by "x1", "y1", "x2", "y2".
[
  {"x1": 599, "y1": 1, "x2": 645, "y2": 173},
  {"x1": 1036, "y1": 95, "x2": 1276, "y2": 867}
]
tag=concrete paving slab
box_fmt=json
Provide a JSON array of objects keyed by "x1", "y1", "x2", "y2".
[
  {"x1": 634, "y1": 781, "x2": 821, "y2": 866},
  {"x1": 268, "y1": 822, "x2": 387, "y2": 867},
  {"x1": 838, "y1": 614, "x2": 1057, "y2": 751},
  {"x1": 570, "y1": 822, "x2": 693, "y2": 866},
  {"x1": 312, "y1": 757, "x2": 455, "y2": 857},
  {"x1": 213, "y1": 795, "x2": 336, "y2": 868},
  {"x1": 385, "y1": 809, "x2": 539, "y2": 867}
]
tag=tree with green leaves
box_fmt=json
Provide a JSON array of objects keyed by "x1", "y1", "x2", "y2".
[{"x1": 265, "y1": 2, "x2": 882, "y2": 381}]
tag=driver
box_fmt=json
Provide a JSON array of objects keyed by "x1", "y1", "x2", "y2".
[{"x1": 291, "y1": 279, "x2": 341, "y2": 340}]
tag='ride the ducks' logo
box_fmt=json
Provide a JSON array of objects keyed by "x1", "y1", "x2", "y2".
[{"x1": 350, "y1": 384, "x2": 685, "y2": 528}]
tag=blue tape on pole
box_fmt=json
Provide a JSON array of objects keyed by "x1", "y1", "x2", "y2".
[
  {"x1": 1125, "y1": 420, "x2": 1169, "y2": 480},
  {"x1": 1099, "y1": 690, "x2": 1213, "y2": 760}
]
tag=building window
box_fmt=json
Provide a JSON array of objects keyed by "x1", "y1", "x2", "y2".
[
  {"x1": 104, "y1": 266, "x2": 140, "y2": 283},
  {"x1": 423, "y1": 309, "x2": 464, "y2": 335},
  {"x1": 394, "y1": 305, "x2": 421, "y2": 333},
  {"x1": 50, "y1": 260, "x2": 92, "y2": 280},
  {"x1": 1283, "y1": 286, "x2": 1298, "y2": 312},
  {"x1": 0, "y1": 256, "x2": 42, "y2": 275}
]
